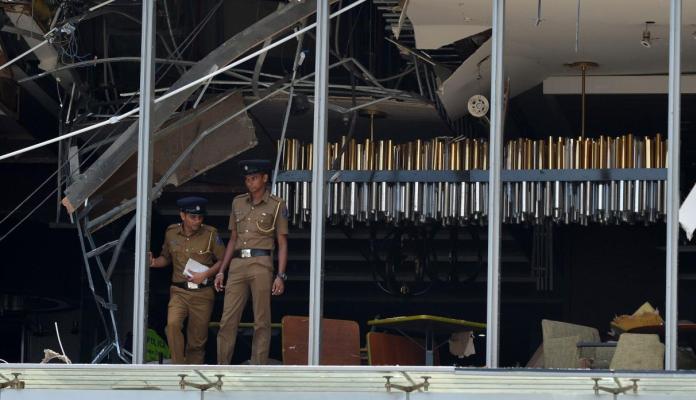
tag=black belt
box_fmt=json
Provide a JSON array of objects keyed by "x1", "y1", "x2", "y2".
[
  {"x1": 233, "y1": 248, "x2": 271, "y2": 258},
  {"x1": 171, "y1": 281, "x2": 212, "y2": 290}
]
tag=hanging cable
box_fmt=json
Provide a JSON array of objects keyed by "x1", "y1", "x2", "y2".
[
  {"x1": 271, "y1": 33, "x2": 307, "y2": 192},
  {"x1": 0, "y1": 0, "x2": 368, "y2": 162}
]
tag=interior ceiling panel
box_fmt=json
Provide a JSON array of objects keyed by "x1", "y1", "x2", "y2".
[{"x1": 407, "y1": 0, "x2": 696, "y2": 118}]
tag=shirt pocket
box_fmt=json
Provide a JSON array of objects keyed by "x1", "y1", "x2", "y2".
[
  {"x1": 257, "y1": 211, "x2": 275, "y2": 234},
  {"x1": 190, "y1": 251, "x2": 213, "y2": 266},
  {"x1": 234, "y1": 208, "x2": 245, "y2": 223}
]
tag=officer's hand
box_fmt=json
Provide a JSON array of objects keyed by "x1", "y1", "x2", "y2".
[
  {"x1": 188, "y1": 272, "x2": 206, "y2": 285},
  {"x1": 214, "y1": 273, "x2": 225, "y2": 292},
  {"x1": 148, "y1": 252, "x2": 155, "y2": 267},
  {"x1": 272, "y1": 277, "x2": 285, "y2": 296}
]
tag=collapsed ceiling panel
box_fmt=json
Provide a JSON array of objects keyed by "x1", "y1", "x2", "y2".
[
  {"x1": 62, "y1": 0, "x2": 332, "y2": 214},
  {"x1": 86, "y1": 92, "x2": 257, "y2": 231}
]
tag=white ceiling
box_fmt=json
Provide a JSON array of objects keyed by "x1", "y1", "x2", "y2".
[{"x1": 406, "y1": 0, "x2": 696, "y2": 118}]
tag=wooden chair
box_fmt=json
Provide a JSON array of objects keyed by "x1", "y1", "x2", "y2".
[{"x1": 281, "y1": 315, "x2": 361, "y2": 365}]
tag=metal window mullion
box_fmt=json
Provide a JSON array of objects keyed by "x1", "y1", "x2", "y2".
[
  {"x1": 665, "y1": 0, "x2": 681, "y2": 371},
  {"x1": 132, "y1": 0, "x2": 156, "y2": 365},
  {"x1": 308, "y1": 0, "x2": 330, "y2": 366},
  {"x1": 486, "y1": 0, "x2": 505, "y2": 368}
]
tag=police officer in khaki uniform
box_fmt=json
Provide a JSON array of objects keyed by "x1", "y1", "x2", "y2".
[
  {"x1": 150, "y1": 196, "x2": 225, "y2": 364},
  {"x1": 215, "y1": 160, "x2": 288, "y2": 365}
]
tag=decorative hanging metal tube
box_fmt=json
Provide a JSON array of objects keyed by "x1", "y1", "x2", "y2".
[{"x1": 275, "y1": 134, "x2": 667, "y2": 227}]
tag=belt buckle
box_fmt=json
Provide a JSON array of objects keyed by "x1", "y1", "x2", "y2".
[
  {"x1": 187, "y1": 282, "x2": 199, "y2": 289},
  {"x1": 241, "y1": 248, "x2": 252, "y2": 258}
]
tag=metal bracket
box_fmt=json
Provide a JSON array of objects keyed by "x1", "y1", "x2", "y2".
[
  {"x1": 0, "y1": 373, "x2": 25, "y2": 390},
  {"x1": 383, "y1": 376, "x2": 430, "y2": 393},
  {"x1": 592, "y1": 378, "x2": 639, "y2": 399},
  {"x1": 178, "y1": 374, "x2": 224, "y2": 391}
]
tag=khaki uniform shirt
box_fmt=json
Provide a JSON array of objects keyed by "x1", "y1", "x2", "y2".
[
  {"x1": 160, "y1": 223, "x2": 225, "y2": 283},
  {"x1": 228, "y1": 190, "x2": 288, "y2": 252}
]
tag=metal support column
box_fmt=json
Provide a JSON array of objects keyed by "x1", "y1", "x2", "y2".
[
  {"x1": 665, "y1": 0, "x2": 681, "y2": 371},
  {"x1": 308, "y1": 0, "x2": 329, "y2": 365},
  {"x1": 132, "y1": 0, "x2": 156, "y2": 364},
  {"x1": 486, "y1": 0, "x2": 505, "y2": 368}
]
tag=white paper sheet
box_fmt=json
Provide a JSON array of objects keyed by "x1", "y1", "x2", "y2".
[{"x1": 183, "y1": 258, "x2": 209, "y2": 285}]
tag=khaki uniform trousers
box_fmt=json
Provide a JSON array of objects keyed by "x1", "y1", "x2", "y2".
[
  {"x1": 217, "y1": 256, "x2": 273, "y2": 365},
  {"x1": 166, "y1": 285, "x2": 215, "y2": 364}
]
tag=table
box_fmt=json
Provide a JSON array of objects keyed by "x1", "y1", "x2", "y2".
[{"x1": 367, "y1": 315, "x2": 486, "y2": 366}]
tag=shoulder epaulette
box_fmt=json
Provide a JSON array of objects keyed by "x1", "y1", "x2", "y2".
[{"x1": 201, "y1": 224, "x2": 218, "y2": 233}]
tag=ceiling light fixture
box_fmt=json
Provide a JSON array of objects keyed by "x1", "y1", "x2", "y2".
[
  {"x1": 641, "y1": 21, "x2": 655, "y2": 48},
  {"x1": 565, "y1": 61, "x2": 598, "y2": 138}
]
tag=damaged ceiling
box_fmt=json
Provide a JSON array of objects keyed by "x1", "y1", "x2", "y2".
[{"x1": 405, "y1": 0, "x2": 696, "y2": 118}]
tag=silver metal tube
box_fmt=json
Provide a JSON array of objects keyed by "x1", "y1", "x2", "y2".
[
  {"x1": 461, "y1": 182, "x2": 470, "y2": 221},
  {"x1": 486, "y1": 0, "x2": 505, "y2": 368},
  {"x1": 308, "y1": 0, "x2": 329, "y2": 366},
  {"x1": 414, "y1": 182, "x2": 422, "y2": 214},
  {"x1": 132, "y1": 0, "x2": 155, "y2": 364},
  {"x1": 349, "y1": 182, "x2": 358, "y2": 217},
  {"x1": 665, "y1": 0, "x2": 682, "y2": 371}
]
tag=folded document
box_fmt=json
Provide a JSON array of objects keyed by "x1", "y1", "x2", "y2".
[{"x1": 183, "y1": 258, "x2": 209, "y2": 286}]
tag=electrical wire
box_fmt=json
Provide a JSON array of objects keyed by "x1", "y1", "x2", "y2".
[
  {"x1": 375, "y1": 65, "x2": 416, "y2": 82},
  {"x1": 0, "y1": 114, "x2": 123, "y2": 227},
  {"x1": 0, "y1": 123, "x2": 123, "y2": 243},
  {"x1": 54, "y1": 321, "x2": 68, "y2": 361},
  {"x1": 1, "y1": 0, "x2": 224, "y2": 239},
  {"x1": 156, "y1": 0, "x2": 223, "y2": 81},
  {"x1": 1, "y1": 0, "x2": 225, "y2": 216}
]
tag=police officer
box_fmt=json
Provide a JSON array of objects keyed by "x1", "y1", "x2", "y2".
[
  {"x1": 215, "y1": 160, "x2": 288, "y2": 365},
  {"x1": 150, "y1": 196, "x2": 225, "y2": 364}
]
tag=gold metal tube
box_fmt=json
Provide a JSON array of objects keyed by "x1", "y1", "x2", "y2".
[
  {"x1": 463, "y1": 138, "x2": 470, "y2": 170},
  {"x1": 293, "y1": 139, "x2": 299, "y2": 170},
  {"x1": 306, "y1": 143, "x2": 313, "y2": 170},
  {"x1": 655, "y1": 133, "x2": 663, "y2": 168},
  {"x1": 436, "y1": 139, "x2": 444, "y2": 170},
  {"x1": 591, "y1": 139, "x2": 598, "y2": 169},
  {"x1": 387, "y1": 139, "x2": 394, "y2": 170},
  {"x1": 482, "y1": 141, "x2": 489, "y2": 170},
  {"x1": 556, "y1": 137, "x2": 564, "y2": 170},
  {"x1": 415, "y1": 139, "x2": 422, "y2": 170}
]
